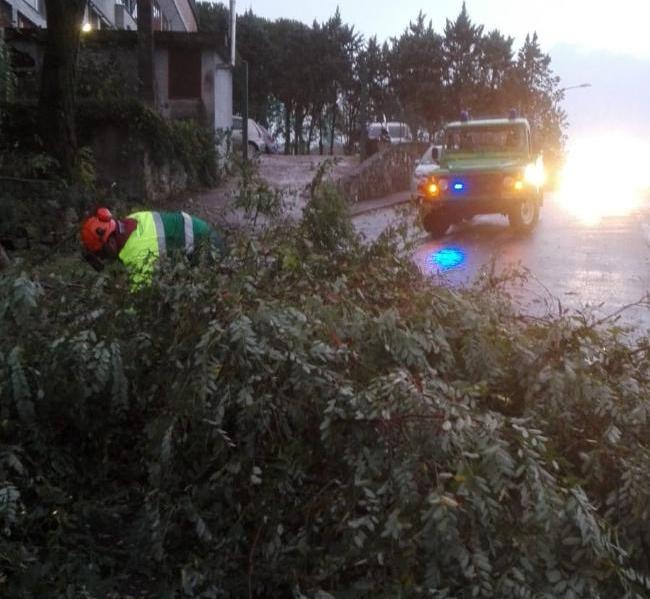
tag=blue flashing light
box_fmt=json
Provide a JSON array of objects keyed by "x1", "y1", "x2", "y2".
[
  {"x1": 453, "y1": 182, "x2": 465, "y2": 191},
  {"x1": 430, "y1": 247, "x2": 466, "y2": 271}
]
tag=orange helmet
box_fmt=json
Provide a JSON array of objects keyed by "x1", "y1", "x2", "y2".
[{"x1": 80, "y1": 207, "x2": 117, "y2": 253}]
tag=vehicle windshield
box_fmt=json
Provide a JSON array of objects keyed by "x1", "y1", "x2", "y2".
[{"x1": 444, "y1": 125, "x2": 527, "y2": 154}]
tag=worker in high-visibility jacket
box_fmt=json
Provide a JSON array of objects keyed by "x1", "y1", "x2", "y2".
[{"x1": 80, "y1": 207, "x2": 226, "y2": 286}]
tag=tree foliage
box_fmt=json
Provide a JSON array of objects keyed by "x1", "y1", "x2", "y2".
[
  {"x1": 388, "y1": 12, "x2": 445, "y2": 137},
  {"x1": 196, "y1": 1, "x2": 566, "y2": 158},
  {"x1": 1, "y1": 179, "x2": 650, "y2": 597}
]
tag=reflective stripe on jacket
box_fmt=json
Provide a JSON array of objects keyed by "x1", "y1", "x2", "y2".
[{"x1": 118, "y1": 211, "x2": 224, "y2": 287}]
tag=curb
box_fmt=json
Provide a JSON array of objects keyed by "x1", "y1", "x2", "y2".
[{"x1": 350, "y1": 192, "x2": 413, "y2": 217}]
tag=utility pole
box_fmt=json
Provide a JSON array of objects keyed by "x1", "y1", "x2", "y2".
[{"x1": 229, "y1": 0, "x2": 237, "y2": 67}]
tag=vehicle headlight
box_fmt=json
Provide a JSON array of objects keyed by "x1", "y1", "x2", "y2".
[
  {"x1": 504, "y1": 176, "x2": 525, "y2": 191},
  {"x1": 419, "y1": 177, "x2": 440, "y2": 198},
  {"x1": 524, "y1": 159, "x2": 545, "y2": 187},
  {"x1": 426, "y1": 182, "x2": 439, "y2": 196}
]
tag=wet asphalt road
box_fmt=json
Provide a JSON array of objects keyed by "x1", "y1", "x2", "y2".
[{"x1": 352, "y1": 193, "x2": 650, "y2": 331}]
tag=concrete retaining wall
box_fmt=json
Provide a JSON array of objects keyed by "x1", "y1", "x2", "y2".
[
  {"x1": 90, "y1": 125, "x2": 188, "y2": 201},
  {"x1": 337, "y1": 142, "x2": 428, "y2": 203}
]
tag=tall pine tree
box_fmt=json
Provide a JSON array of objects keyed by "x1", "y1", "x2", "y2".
[{"x1": 442, "y1": 2, "x2": 483, "y2": 116}]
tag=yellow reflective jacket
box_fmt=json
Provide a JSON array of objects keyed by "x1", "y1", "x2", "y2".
[{"x1": 118, "y1": 211, "x2": 224, "y2": 287}]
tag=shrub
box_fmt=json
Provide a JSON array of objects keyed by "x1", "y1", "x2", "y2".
[
  {"x1": 1, "y1": 191, "x2": 650, "y2": 597},
  {"x1": 0, "y1": 36, "x2": 16, "y2": 105}
]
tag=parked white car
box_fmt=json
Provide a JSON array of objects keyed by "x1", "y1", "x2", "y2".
[
  {"x1": 232, "y1": 117, "x2": 278, "y2": 154},
  {"x1": 386, "y1": 122, "x2": 413, "y2": 144},
  {"x1": 411, "y1": 144, "x2": 442, "y2": 198}
]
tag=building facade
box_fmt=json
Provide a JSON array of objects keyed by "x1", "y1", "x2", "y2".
[
  {"x1": 0, "y1": 0, "x2": 45, "y2": 29},
  {"x1": 0, "y1": 0, "x2": 197, "y2": 32}
]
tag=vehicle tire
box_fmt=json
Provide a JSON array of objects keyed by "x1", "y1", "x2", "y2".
[
  {"x1": 508, "y1": 197, "x2": 539, "y2": 232},
  {"x1": 423, "y1": 213, "x2": 450, "y2": 238},
  {"x1": 247, "y1": 142, "x2": 260, "y2": 158}
]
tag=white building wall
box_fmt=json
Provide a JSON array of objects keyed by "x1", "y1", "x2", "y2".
[
  {"x1": 4, "y1": 0, "x2": 46, "y2": 28},
  {"x1": 157, "y1": 0, "x2": 196, "y2": 32},
  {"x1": 214, "y1": 64, "x2": 233, "y2": 131},
  {"x1": 88, "y1": 0, "x2": 115, "y2": 26},
  {"x1": 114, "y1": 4, "x2": 137, "y2": 30}
]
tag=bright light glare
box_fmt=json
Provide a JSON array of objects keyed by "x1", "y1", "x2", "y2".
[
  {"x1": 557, "y1": 134, "x2": 650, "y2": 225},
  {"x1": 82, "y1": 23, "x2": 92, "y2": 33},
  {"x1": 524, "y1": 157, "x2": 546, "y2": 187}
]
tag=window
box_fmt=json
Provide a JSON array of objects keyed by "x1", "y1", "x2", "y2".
[
  {"x1": 168, "y1": 47, "x2": 202, "y2": 99},
  {"x1": 17, "y1": 11, "x2": 37, "y2": 28},
  {"x1": 444, "y1": 126, "x2": 526, "y2": 154},
  {"x1": 88, "y1": 8, "x2": 102, "y2": 30},
  {"x1": 152, "y1": 0, "x2": 162, "y2": 31}
]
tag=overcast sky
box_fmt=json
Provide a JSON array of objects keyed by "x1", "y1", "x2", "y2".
[
  {"x1": 237, "y1": 0, "x2": 650, "y2": 59},
  {"x1": 229, "y1": 0, "x2": 650, "y2": 140}
]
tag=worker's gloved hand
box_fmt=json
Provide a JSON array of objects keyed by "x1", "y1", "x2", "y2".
[{"x1": 83, "y1": 251, "x2": 105, "y2": 272}]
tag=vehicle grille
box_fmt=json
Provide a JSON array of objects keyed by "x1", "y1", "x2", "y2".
[{"x1": 459, "y1": 173, "x2": 502, "y2": 195}]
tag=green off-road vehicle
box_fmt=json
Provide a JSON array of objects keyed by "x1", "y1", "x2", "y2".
[{"x1": 418, "y1": 113, "x2": 545, "y2": 237}]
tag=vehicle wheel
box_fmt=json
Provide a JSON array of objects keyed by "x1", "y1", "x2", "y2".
[
  {"x1": 423, "y1": 213, "x2": 450, "y2": 238},
  {"x1": 508, "y1": 198, "x2": 539, "y2": 232},
  {"x1": 247, "y1": 142, "x2": 260, "y2": 158}
]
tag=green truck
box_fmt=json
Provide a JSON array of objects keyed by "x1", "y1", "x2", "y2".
[{"x1": 418, "y1": 113, "x2": 545, "y2": 237}]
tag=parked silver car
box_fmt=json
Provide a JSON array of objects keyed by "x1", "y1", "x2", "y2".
[
  {"x1": 411, "y1": 144, "x2": 442, "y2": 198},
  {"x1": 232, "y1": 117, "x2": 278, "y2": 154},
  {"x1": 386, "y1": 122, "x2": 413, "y2": 144}
]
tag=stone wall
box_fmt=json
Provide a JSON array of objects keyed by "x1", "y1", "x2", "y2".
[
  {"x1": 337, "y1": 142, "x2": 428, "y2": 203},
  {"x1": 90, "y1": 125, "x2": 188, "y2": 201}
]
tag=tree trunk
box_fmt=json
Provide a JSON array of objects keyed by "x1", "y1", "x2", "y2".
[
  {"x1": 293, "y1": 108, "x2": 304, "y2": 155},
  {"x1": 329, "y1": 103, "x2": 337, "y2": 156},
  {"x1": 318, "y1": 114, "x2": 324, "y2": 156},
  {"x1": 39, "y1": 0, "x2": 87, "y2": 179},
  {"x1": 306, "y1": 107, "x2": 319, "y2": 156},
  {"x1": 283, "y1": 102, "x2": 291, "y2": 155}
]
